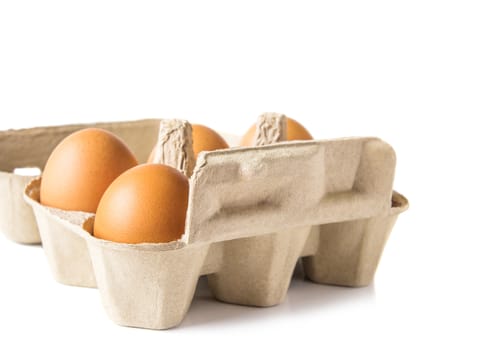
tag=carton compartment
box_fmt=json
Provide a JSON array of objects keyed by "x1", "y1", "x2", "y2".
[
  {"x1": 25, "y1": 178, "x2": 96, "y2": 287},
  {"x1": 302, "y1": 191, "x2": 408, "y2": 287}
]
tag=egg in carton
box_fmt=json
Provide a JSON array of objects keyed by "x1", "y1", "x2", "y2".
[
  {"x1": 0, "y1": 119, "x2": 162, "y2": 244},
  {"x1": 22, "y1": 114, "x2": 408, "y2": 329},
  {"x1": 14, "y1": 120, "x2": 236, "y2": 287}
]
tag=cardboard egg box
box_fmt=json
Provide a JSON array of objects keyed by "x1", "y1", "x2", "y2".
[{"x1": 4, "y1": 114, "x2": 408, "y2": 330}]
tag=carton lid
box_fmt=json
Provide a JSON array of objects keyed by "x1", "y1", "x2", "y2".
[{"x1": 185, "y1": 136, "x2": 396, "y2": 244}]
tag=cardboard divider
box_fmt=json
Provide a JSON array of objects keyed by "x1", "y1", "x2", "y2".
[{"x1": 149, "y1": 119, "x2": 195, "y2": 177}]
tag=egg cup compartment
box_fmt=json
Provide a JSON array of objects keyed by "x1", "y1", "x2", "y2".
[
  {"x1": 303, "y1": 191, "x2": 408, "y2": 287},
  {"x1": 85, "y1": 230, "x2": 211, "y2": 330},
  {"x1": 207, "y1": 226, "x2": 313, "y2": 307},
  {"x1": 23, "y1": 136, "x2": 408, "y2": 329},
  {"x1": 24, "y1": 178, "x2": 97, "y2": 287},
  {"x1": 0, "y1": 119, "x2": 161, "y2": 244}
]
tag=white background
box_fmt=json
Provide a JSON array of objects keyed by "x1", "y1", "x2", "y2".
[{"x1": 1, "y1": 1, "x2": 481, "y2": 349}]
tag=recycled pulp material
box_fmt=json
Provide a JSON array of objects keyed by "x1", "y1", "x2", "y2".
[
  {"x1": 24, "y1": 178, "x2": 96, "y2": 287},
  {"x1": 23, "y1": 115, "x2": 408, "y2": 329},
  {"x1": 0, "y1": 171, "x2": 39, "y2": 243}
]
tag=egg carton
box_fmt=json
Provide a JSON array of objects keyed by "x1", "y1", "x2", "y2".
[
  {"x1": 21, "y1": 115, "x2": 406, "y2": 330},
  {"x1": 2, "y1": 116, "x2": 408, "y2": 330}
]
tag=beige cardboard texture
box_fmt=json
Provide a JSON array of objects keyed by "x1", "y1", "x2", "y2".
[
  {"x1": 150, "y1": 119, "x2": 195, "y2": 177},
  {"x1": 0, "y1": 171, "x2": 40, "y2": 243},
  {"x1": 254, "y1": 112, "x2": 287, "y2": 145},
  {"x1": 86, "y1": 233, "x2": 210, "y2": 330},
  {"x1": 24, "y1": 178, "x2": 96, "y2": 287},
  {"x1": 0, "y1": 119, "x2": 160, "y2": 243},
  {"x1": 186, "y1": 137, "x2": 395, "y2": 244}
]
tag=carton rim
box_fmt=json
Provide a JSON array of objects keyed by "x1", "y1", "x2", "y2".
[{"x1": 24, "y1": 177, "x2": 409, "y2": 253}]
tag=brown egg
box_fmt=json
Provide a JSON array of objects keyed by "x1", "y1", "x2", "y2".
[
  {"x1": 93, "y1": 164, "x2": 189, "y2": 244},
  {"x1": 148, "y1": 123, "x2": 229, "y2": 162},
  {"x1": 239, "y1": 117, "x2": 313, "y2": 146},
  {"x1": 191, "y1": 124, "x2": 229, "y2": 157},
  {"x1": 40, "y1": 128, "x2": 138, "y2": 213}
]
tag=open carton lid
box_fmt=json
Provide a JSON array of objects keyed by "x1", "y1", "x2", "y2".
[{"x1": 185, "y1": 136, "x2": 395, "y2": 245}]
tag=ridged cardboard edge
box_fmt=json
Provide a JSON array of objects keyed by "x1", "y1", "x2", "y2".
[
  {"x1": 0, "y1": 119, "x2": 160, "y2": 171},
  {"x1": 303, "y1": 191, "x2": 409, "y2": 287}
]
